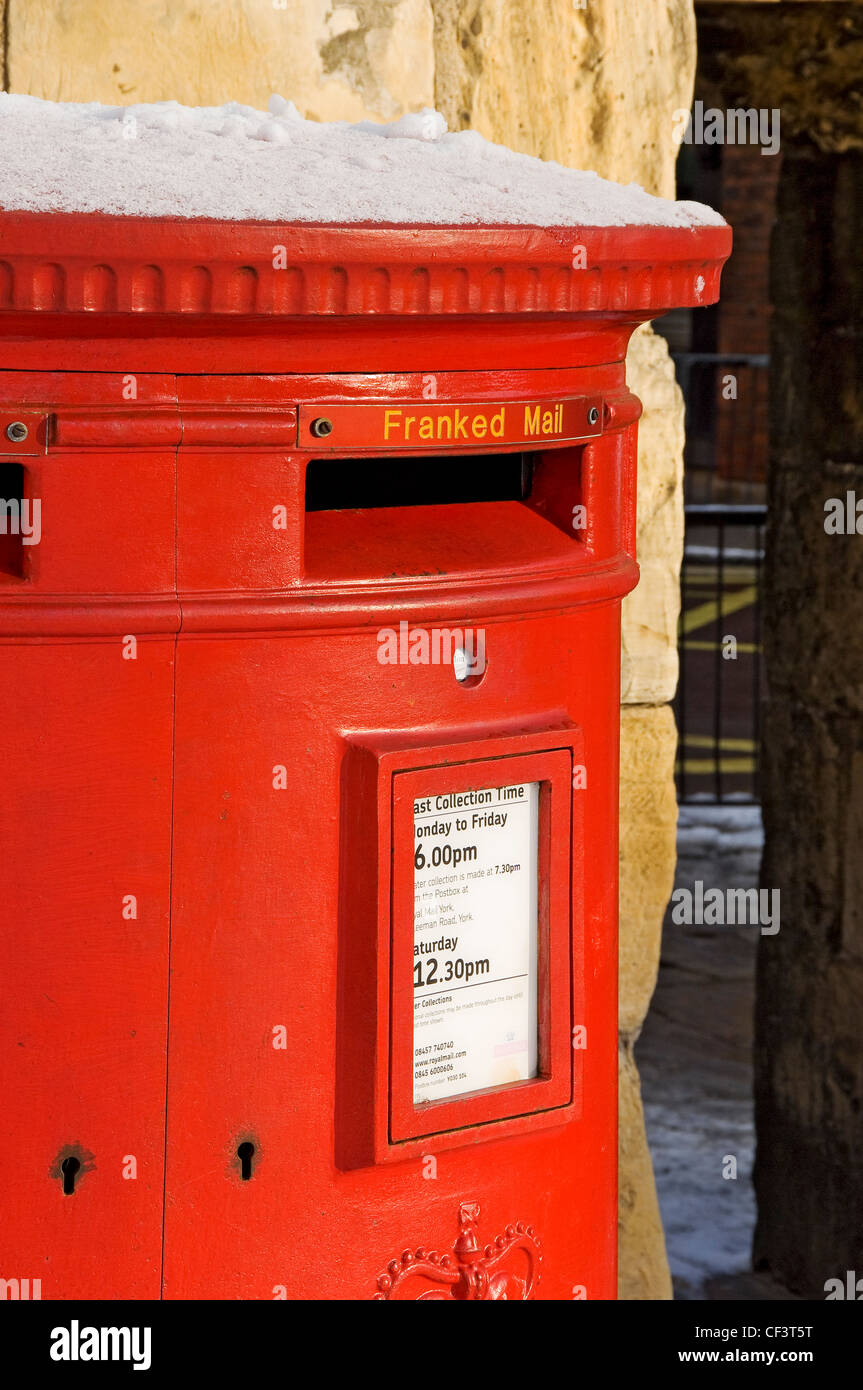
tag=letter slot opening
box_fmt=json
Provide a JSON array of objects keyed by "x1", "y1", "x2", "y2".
[
  {"x1": 305, "y1": 452, "x2": 533, "y2": 512},
  {"x1": 302, "y1": 448, "x2": 592, "y2": 584},
  {"x1": 0, "y1": 463, "x2": 29, "y2": 579}
]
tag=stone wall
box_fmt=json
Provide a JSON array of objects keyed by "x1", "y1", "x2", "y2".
[{"x1": 1, "y1": 0, "x2": 693, "y2": 1299}]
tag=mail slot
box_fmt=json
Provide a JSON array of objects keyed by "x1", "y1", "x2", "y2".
[{"x1": 0, "y1": 213, "x2": 730, "y2": 1300}]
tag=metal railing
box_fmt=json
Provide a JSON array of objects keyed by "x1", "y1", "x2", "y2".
[
  {"x1": 674, "y1": 501, "x2": 766, "y2": 805},
  {"x1": 673, "y1": 352, "x2": 769, "y2": 505}
]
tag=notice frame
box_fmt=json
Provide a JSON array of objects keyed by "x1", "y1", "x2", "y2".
[{"x1": 390, "y1": 747, "x2": 574, "y2": 1144}]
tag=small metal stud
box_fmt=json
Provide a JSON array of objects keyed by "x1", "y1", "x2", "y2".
[
  {"x1": 310, "y1": 417, "x2": 334, "y2": 439},
  {"x1": 6, "y1": 421, "x2": 28, "y2": 443},
  {"x1": 587, "y1": 406, "x2": 599, "y2": 427}
]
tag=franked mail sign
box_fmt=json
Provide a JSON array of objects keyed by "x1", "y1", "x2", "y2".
[
  {"x1": 299, "y1": 397, "x2": 602, "y2": 451},
  {"x1": 413, "y1": 781, "x2": 539, "y2": 1103}
]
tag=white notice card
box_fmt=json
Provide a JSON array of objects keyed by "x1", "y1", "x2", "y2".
[{"x1": 412, "y1": 781, "x2": 539, "y2": 1103}]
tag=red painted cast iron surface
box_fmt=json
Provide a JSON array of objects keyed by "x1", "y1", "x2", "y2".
[{"x1": 0, "y1": 217, "x2": 730, "y2": 1300}]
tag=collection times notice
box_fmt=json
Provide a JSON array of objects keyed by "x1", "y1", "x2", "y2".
[{"x1": 412, "y1": 780, "x2": 539, "y2": 1103}]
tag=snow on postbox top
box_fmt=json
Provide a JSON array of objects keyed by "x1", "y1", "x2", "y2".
[{"x1": 0, "y1": 94, "x2": 730, "y2": 337}]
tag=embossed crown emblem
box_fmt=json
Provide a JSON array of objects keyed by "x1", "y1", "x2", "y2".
[{"x1": 374, "y1": 1200, "x2": 542, "y2": 1300}]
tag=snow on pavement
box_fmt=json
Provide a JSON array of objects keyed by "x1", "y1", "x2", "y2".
[{"x1": 639, "y1": 805, "x2": 763, "y2": 1298}]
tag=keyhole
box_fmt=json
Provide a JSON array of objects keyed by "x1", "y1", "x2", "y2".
[
  {"x1": 237, "y1": 1141, "x2": 255, "y2": 1181},
  {"x1": 61, "y1": 1156, "x2": 81, "y2": 1195}
]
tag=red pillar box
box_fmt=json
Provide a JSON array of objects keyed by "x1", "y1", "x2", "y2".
[{"x1": 0, "y1": 211, "x2": 729, "y2": 1301}]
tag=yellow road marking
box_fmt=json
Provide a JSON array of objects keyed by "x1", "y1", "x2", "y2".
[
  {"x1": 680, "y1": 585, "x2": 758, "y2": 637},
  {"x1": 676, "y1": 758, "x2": 756, "y2": 774},
  {"x1": 681, "y1": 734, "x2": 756, "y2": 752},
  {"x1": 683, "y1": 639, "x2": 759, "y2": 653},
  {"x1": 683, "y1": 569, "x2": 759, "y2": 586}
]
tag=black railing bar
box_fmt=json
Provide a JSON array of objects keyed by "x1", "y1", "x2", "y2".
[
  {"x1": 678, "y1": 526, "x2": 689, "y2": 803},
  {"x1": 685, "y1": 504, "x2": 768, "y2": 520},
  {"x1": 714, "y1": 515, "x2": 725, "y2": 803},
  {"x1": 684, "y1": 545, "x2": 764, "y2": 563},
  {"x1": 671, "y1": 353, "x2": 770, "y2": 367},
  {"x1": 754, "y1": 521, "x2": 763, "y2": 805}
]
